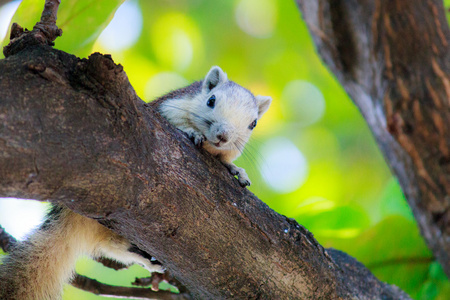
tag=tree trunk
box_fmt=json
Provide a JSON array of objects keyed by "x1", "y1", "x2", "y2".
[
  {"x1": 0, "y1": 42, "x2": 409, "y2": 299},
  {"x1": 296, "y1": 0, "x2": 450, "y2": 276}
]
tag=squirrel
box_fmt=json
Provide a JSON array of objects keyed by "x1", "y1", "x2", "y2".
[
  {"x1": 154, "y1": 66, "x2": 271, "y2": 186},
  {"x1": 0, "y1": 66, "x2": 271, "y2": 299}
]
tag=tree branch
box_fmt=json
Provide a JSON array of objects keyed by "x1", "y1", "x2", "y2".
[
  {"x1": 0, "y1": 40, "x2": 410, "y2": 300},
  {"x1": 133, "y1": 272, "x2": 188, "y2": 294},
  {"x1": 71, "y1": 274, "x2": 189, "y2": 300},
  {"x1": 33, "y1": 0, "x2": 62, "y2": 42},
  {"x1": 296, "y1": 0, "x2": 450, "y2": 277},
  {"x1": 367, "y1": 256, "x2": 434, "y2": 269}
]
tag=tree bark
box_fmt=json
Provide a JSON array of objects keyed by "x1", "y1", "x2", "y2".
[
  {"x1": 0, "y1": 43, "x2": 410, "y2": 299},
  {"x1": 296, "y1": 0, "x2": 450, "y2": 277}
]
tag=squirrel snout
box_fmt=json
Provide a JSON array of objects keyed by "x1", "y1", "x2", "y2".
[
  {"x1": 211, "y1": 123, "x2": 232, "y2": 144},
  {"x1": 216, "y1": 133, "x2": 228, "y2": 143}
]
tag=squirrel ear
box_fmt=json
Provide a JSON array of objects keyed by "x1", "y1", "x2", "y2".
[
  {"x1": 256, "y1": 95, "x2": 272, "y2": 119},
  {"x1": 203, "y1": 66, "x2": 228, "y2": 93}
]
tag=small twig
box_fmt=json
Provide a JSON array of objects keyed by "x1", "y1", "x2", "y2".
[
  {"x1": 133, "y1": 274, "x2": 162, "y2": 291},
  {"x1": 133, "y1": 272, "x2": 189, "y2": 294},
  {"x1": 3, "y1": 0, "x2": 62, "y2": 57},
  {"x1": 367, "y1": 256, "x2": 434, "y2": 269},
  {"x1": 33, "y1": 0, "x2": 62, "y2": 42},
  {"x1": 71, "y1": 274, "x2": 190, "y2": 300}
]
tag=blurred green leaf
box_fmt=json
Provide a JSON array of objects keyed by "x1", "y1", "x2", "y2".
[
  {"x1": 56, "y1": 0, "x2": 125, "y2": 57},
  {"x1": 1, "y1": 0, "x2": 125, "y2": 58},
  {"x1": 324, "y1": 216, "x2": 440, "y2": 298},
  {"x1": 419, "y1": 281, "x2": 439, "y2": 300},
  {"x1": 417, "y1": 262, "x2": 450, "y2": 300}
]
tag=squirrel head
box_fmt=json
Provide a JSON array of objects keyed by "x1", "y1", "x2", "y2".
[{"x1": 194, "y1": 66, "x2": 271, "y2": 152}]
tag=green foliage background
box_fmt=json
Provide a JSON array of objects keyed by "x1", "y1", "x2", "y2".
[{"x1": 1, "y1": 0, "x2": 449, "y2": 299}]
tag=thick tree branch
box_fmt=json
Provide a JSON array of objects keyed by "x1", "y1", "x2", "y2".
[
  {"x1": 0, "y1": 41, "x2": 410, "y2": 299},
  {"x1": 296, "y1": 0, "x2": 450, "y2": 277}
]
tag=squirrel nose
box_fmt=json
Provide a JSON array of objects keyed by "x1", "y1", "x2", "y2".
[{"x1": 217, "y1": 134, "x2": 228, "y2": 143}]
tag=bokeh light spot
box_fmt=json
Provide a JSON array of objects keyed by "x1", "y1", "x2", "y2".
[
  {"x1": 260, "y1": 137, "x2": 308, "y2": 193},
  {"x1": 97, "y1": 0, "x2": 143, "y2": 52},
  {"x1": 281, "y1": 80, "x2": 325, "y2": 126},
  {"x1": 235, "y1": 0, "x2": 277, "y2": 38},
  {"x1": 151, "y1": 13, "x2": 202, "y2": 71}
]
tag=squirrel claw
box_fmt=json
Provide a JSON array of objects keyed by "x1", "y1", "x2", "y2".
[
  {"x1": 238, "y1": 178, "x2": 251, "y2": 187},
  {"x1": 194, "y1": 135, "x2": 206, "y2": 147},
  {"x1": 224, "y1": 163, "x2": 251, "y2": 187},
  {"x1": 187, "y1": 131, "x2": 206, "y2": 147}
]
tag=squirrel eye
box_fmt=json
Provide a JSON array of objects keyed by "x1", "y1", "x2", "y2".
[
  {"x1": 207, "y1": 95, "x2": 216, "y2": 108},
  {"x1": 249, "y1": 119, "x2": 257, "y2": 130}
]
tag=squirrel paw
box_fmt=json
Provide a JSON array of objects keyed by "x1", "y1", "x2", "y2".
[
  {"x1": 139, "y1": 261, "x2": 165, "y2": 274},
  {"x1": 149, "y1": 263, "x2": 166, "y2": 274},
  {"x1": 186, "y1": 130, "x2": 206, "y2": 147},
  {"x1": 224, "y1": 163, "x2": 251, "y2": 187},
  {"x1": 238, "y1": 173, "x2": 251, "y2": 187}
]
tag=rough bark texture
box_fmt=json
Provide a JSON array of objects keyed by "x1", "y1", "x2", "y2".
[
  {"x1": 296, "y1": 0, "x2": 450, "y2": 276},
  {"x1": 0, "y1": 43, "x2": 410, "y2": 298}
]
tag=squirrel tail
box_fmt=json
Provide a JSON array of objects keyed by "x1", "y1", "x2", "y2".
[{"x1": 0, "y1": 205, "x2": 123, "y2": 300}]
